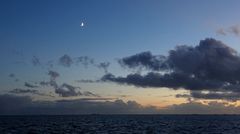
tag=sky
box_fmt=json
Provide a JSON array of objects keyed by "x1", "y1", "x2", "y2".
[{"x1": 2, "y1": 0, "x2": 240, "y2": 114}]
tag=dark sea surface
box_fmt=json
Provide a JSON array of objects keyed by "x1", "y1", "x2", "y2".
[{"x1": 0, "y1": 115, "x2": 240, "y2": 134}]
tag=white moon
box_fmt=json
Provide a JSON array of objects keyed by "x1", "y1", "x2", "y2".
[{"x1": 80, "y1": 22, "x2": 84, "y2": 27}]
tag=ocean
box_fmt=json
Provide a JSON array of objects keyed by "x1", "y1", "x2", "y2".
[{"x1": 0, "y1": 115, "x2": 240, "y2": 134}]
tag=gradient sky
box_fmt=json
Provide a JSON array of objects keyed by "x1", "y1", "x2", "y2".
[{"x1": 2, "y1": 0, "x2": 240, "y2": 114}]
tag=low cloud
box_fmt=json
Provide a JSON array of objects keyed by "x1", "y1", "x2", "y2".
[
  {"x1": 176, "y1": 91, "x2": 240, "y2": 102},
  {"x1": 24, "y1": 82, "x2": 38, "y2": 88},
  {"x1": 55, "y1": 83, "x2": 82, "y2": 97},
  {"x1": 0, "y1": 94, "x2": 239, "y2": 115},
  {"x1": 82, "y1": 91, "x2": 100, "y2": 97},
  {"x1": 9, "y1": 88, "x2": 52, "y2": 97},
  {"x1": 10, "y1": 88, "x2": 39, "y2": 94}
]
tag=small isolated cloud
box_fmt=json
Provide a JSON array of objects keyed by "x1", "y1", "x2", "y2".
[
  {"x1": 55, "y1": 83, "x2": 81, "y2": 97},
  {"x1": 97, "y1": 62, "x2": 110, "y2": 73},
  {"x1": 82, "y1": 91, "x2": 100, "y2": 97},
  {"x1": 24, "y1": 82, "x2": 38, "y2": 88},
  {"x1": 216, "y1": 24, "x2": 240, "y2": 36},
  {"x1": 48, "y1": 70, "x2": 60, "y2": 81},
  {"x1": 8, "y1": 73, "x2": 19, "y2": 82},
  {"x1": 75, "y1": 56, "x2": 94, "y2": 67},
  {"x1": 31, "y1": 56, "x2": 41, "y2": 66},
  {"x1": 8, "y1": 73, "x2": 15, "y2": 78},
  {"x1": 59, "y1": 54, "x2": 73, "y2": 67}
]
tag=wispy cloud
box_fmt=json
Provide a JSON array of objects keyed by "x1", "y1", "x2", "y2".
[
  {"x1": 59, "y1": 54, "x2": 73, "y2": 67},
  {"x1": 24, "y1": 82, "x2": 38, "y2": 88},
  {"x1": 216, "y1": 24, "x2": 240, "y2": 36}
]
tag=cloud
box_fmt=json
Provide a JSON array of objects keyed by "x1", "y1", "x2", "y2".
[
  {"x1": 24, "y1": 82, "x2": 38, "y2": 88},
  {"x1": 0, "y1": 94, "x2": 157, "y2": 115},
  {"x1": 97, "y1": 62, "x2": 110, "y2": 73},
  {"x1": 102, "y1": 72, "x2": 224, "y2": 90},
  {"x1": 9, "y1": 88, "x2": 39, "y2": 94},
  {"x1": 59, "y1": 54, "x2": 73, "y2": 67},
  {"x1": 119, "y1": 51, "x2": 167, "y2": 71},
  {"x1": 75, "y1": 56, "x2": 95, "y2": 67},
  {"x1": 1, "y1": 94, "x2": 240, "y2": 115},
  {"x1": 39, "y1": 80, "x2": 58, "y2": 89},
  {"x1": 31, "y1": 56, "x2": 41, "y2": 66},
  {"x1": 9, "y1": 88, "x2": 52, "y2": 97},
  {"x1": 163, "y1": 101, "x2": 239, "y2": 114},
  {"x1": 82, "y1": 91, "x2": 100, "y2": 97},
  {"x1": 75, "y1": 79, "x2": 100, "y2": 83},
  {"x1": 8, "y1": 73, "x2": 20, "y2": 82},
  {"x1": 216, "y1": 28, "x2": 227, "y2": 36},
  {"x1": 48, "y1": 70, "x2": 60, "y2": 81},
  {"x1": 102, "y1": 38, "x2": 240, "y2": 101},
  {"x1": 177, "y1": 91, "x2": 240, "y2": 102},
  {"x1": 8, "y1": 73, "x2": 15, "y2": 78},
  {"x1": 55, "y1": 83, "x2": 82, "y2": 97},
  {"x1": 41, "y1": 70, "x2": 98, "y2": 97},
  {"x1": 217, "y1": 25, "x2": 240, "y2": 36}
]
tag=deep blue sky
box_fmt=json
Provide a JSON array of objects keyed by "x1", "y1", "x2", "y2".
[{"x1": 1, "y1": 0, "x2": 240, "y2": 110}]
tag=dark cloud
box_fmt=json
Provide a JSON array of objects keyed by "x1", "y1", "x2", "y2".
[
  {"x1": 163, "y1": 101, "x2": 239, "y2": 114},
  {"x1": 9, "y1": 88, "x2": 39, "y2": 94},
  {"x1": 75, "y1": 79, "x2": 100, "y2": 83},
  {"x1": 59, "y1": 54, "x2": 73, "y2": 67},
  {"x1": 31, "y1": 56, "x2": 41, "y2": 66},
  {"x1": 191, "y1": 91, "x2": 240, "y2": 101},
  {"x1": 82, "y1": 91, "x2": 100, "y2": 97},
  {"x1": 8, "y1": 73, "x2": 15, "y2": 78},
  {"x1": 24, "y1": 82, "x2": 38, "y2": 88},
  {"x1": 55, "y1": 83, "x2": 82, "y2": 97},
  {"x1": 48, "y1": 70, "x2": 60, "y2": 81},
  {"x1": 102, "y1": 72, "x2": 224, "y2": 90},
  {"x1": 175, "y1": 94, "x2": 191, "y2": 99},
  {"x1": 0, "y1": 94, "x2": 157, "y2": 115},
  {"x1": 177, "y1": 91, "x2": 240, "y2": 102},
  {"x1": 97, "y1": 62, "x2": 110, "y2": 73},
  {"x1": 40, "y1": 80, "x2": 58, "y2": 88},
  {"x1": 0, "y1": 94, "x2": 239, "y2": 115},
  {"x1": 217, "y1": 25, "x2": 240, "y2": 36},
  {"x1": 75, "y1": 56, "x2": 95, "y2": 68},
  {"x1": 103, "y1": 38, "x2": 240, "y2": 91},
  {"x1": 9, "y1": 88, "x2": 52, "y2": 97},
  {"x1": 119, "y1": 51, "x2": 167, "y2": 71}
]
